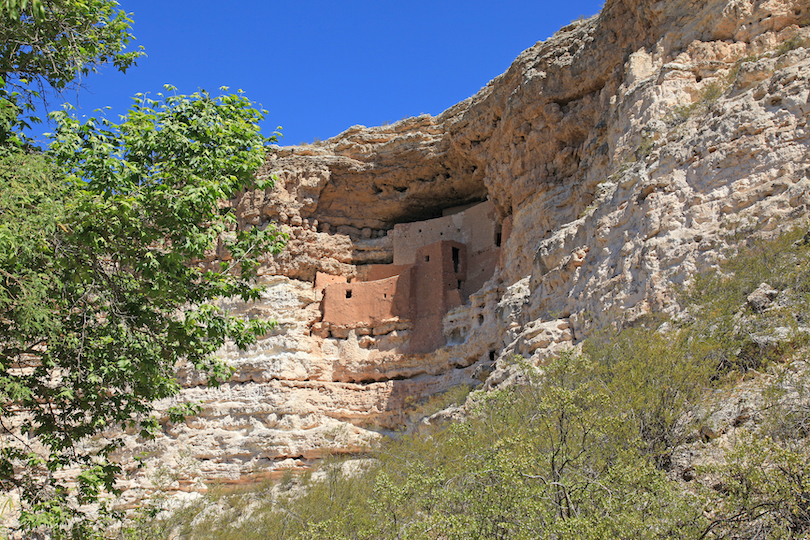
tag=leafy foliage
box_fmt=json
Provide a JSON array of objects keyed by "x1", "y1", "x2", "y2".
[
  {"x1": 682, "y1": 227, "x2": 810, "y2": 372},
  {"x1": 678, "y1": 227, "x2": 810, "y2": 538},
  {"x1": 0, "y1": 2, "x2": 286, "y2": 537},
  {"x1": 702, "y1": 436, "x2": 810, "y2": 539},
  {"x1": 0, "y1": 0, "x2": 141, "y2": 97},
  {"x1": 666, "y1": 81, "x2": 726, "y2": 126},
  {"x1": 583, "y1": 325, "x2": 716, "y2": 467},
  {"x1": 0, "y1": 88, "x2": 284, "y2": 538},
  {"x1": 0, "y1": 0, "x2": 143, "y2": 148},
  {"x1": 0, "y1": 0, "x2": 45, "y2": 21},
  {"x1": 775, "y1": 33, "x2": 806, "y2": 56}
]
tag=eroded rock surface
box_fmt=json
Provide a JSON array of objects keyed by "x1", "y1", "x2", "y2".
[{"x1": 118, "y1": 0, "x2": 810, "y2": 506}]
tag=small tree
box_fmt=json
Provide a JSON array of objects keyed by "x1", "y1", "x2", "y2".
[{"x1": 0, "y1": 87, "x2": 285, "y2": 538}]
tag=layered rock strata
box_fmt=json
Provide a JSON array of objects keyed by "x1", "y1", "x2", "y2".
[{"x1": 117, "y1": 0, "x2": 810, "y2": 505}]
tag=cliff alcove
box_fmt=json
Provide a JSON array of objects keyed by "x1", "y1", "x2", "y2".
[{"x1": 317, "y1": 200, "x2": 503, "y2": 356}]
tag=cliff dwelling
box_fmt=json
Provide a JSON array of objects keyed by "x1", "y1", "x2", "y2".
[{"x1": 314, "y1": 200, "x2": 508, "y2": 354}]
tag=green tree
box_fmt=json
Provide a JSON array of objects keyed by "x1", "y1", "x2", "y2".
[
  {"x1": 0, "y1": 3, "x2": 286, "y2": 537},
  {"x1": 0, "y1": 0, "x2": 142, "y2": 148},
  {"x1": 0, "y1": 87, "x2": 285, "y2": 538}
]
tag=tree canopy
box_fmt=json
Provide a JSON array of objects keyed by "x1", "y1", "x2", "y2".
[
  {"x1": 0, "y1": 2, "x2": 284, "y2": 537},
  {"x1": 0, "y1": 0, "x2": 142, "y2": 148}
]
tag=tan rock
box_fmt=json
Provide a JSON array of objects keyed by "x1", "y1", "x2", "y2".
[{"x1": 747, "y1": 282, "x2": 779, "y2": 312}]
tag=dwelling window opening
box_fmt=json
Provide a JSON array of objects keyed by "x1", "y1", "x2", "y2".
[
  {"x1": 424, "y1": 255, "x2": 430, "y2": 262},
  {"x1": 495, "y1": 224, "x2": 503, "y2": 247},
  {"x1": 457, "y1": 280, "x2": 463, "y2": 290},
  {"x1": 346, "y1": 290, "x2": 352, "y2": 299},
  {"x1": 452, "y1": 247, "x2": 460, "y2": 273}
]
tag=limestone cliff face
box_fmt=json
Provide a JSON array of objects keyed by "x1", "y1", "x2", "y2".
[{"x1": 119, "y1": 0, "x2": 810, "y2": 503}]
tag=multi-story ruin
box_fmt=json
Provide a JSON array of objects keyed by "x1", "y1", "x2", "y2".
[{"x1": 316, "y1": 201, "x2": 508, "y2": 353}]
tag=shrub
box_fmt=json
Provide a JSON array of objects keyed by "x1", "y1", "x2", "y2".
[
  {"x1": 682, "y1": 226, "x2": 810, "y2": 372},
  {"x1": 583, "y1": 326, "x2": 717, "y2": 467},
  {"x1": 127, "y1": 353, "x2": 707, "y2": 539},
  {"x1": 701, "y1": 435, "x2": 810, "y2": 539},
  {"x1": 667, "y1": 81, "x2": 726, "y2": 126},
  {"x1": 776, "y1": 33, "x2": 805, "y2": 56}
]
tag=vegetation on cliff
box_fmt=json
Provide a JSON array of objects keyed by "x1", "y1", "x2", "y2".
[{"x1": 128, "y1": 226, "x2": 810, "y2": 540}]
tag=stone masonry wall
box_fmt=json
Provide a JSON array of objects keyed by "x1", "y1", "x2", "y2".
[{"x1": 392, "y1": 201, "x2": 499, "y2": 265}]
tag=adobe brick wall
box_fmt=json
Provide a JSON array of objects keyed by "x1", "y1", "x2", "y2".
[
  {"x1": 408, "y1": 241, "x2": 466, "y2": 354},
  {"x1": 391, "y1": 201, "x2": 498, "y2": 265},
  {"x1": 355, "y1": 263, "x2": 413, "y2": 283},
  {"x1": 315, "y1": 271, "x2": 347, "y2": 292},
  {"x1": 322, "y1": 271, "x2": 414, "y2": 327},
  {"x1": 320, "y1": 201, "x2": 506, "y2": 354},
  {"x1": 466, "y1": 248, "x2": 499, "y2": 298}
]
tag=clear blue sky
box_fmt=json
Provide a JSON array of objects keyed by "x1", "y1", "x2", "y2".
[{"x1": 44, "y1": 1, "x2": 605, "y2": 147}]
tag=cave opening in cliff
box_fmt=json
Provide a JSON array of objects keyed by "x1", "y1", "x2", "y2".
[{"x1": 394, "y1": 197, "x2": 490, "y2": 226}]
